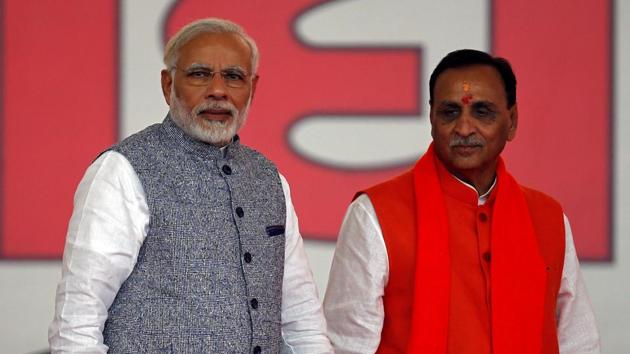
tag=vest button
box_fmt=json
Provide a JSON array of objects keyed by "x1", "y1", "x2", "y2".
[
  {"x1": 483, "y1": 252, "x2": 491, "y2": 262},
  {"x1": 478, "y1": 212, "x2": 488, "y2": 222},
  {"x1": 253, "y1": 346, "x2": 261, "y2": 354},
  {"x1": 236, "y1": 207, "x2": 244, "y2": 217},
  {"x1": 244, "y1": 252, "x2": 252, "y2": 263},
  {"x1": 250, "y1": 298, "x2": 258, "y2": 309},
  {"x1": 222, "y1": 165, "x2": 232, "y2": 175}
]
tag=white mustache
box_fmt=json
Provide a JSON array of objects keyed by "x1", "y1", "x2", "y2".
[
  {"x1": 193, "y1": 100, "x2": 238, "y2": 118},
  {"x1": 450, "y1": 135, "x2": 485, "y2": 147}
]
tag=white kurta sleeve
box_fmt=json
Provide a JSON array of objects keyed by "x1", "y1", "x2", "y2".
[
  {"x1": 278, "y1": 174, "x2": 332, "y2": 353},
  {"x1": 557, "y1": 215, "x2": 601, "y2": 353},
  {"x1": 324, "y1": 194, "x2": 389, "y2": 354},
  {"x1": 48, "y1": 151, "x2": 149, "y2": 353}
]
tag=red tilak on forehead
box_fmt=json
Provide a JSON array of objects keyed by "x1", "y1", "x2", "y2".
[
  {"x1": 461, "y1": 94, "x2": 473, "y2": 105},
  {"x1": 461, "y1": 81, "x2": 473, "y2": 105}
]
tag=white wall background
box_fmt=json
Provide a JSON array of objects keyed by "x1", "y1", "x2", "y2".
[{"x1": 0, "y1": 1, "x2": 628, "y2": 352}]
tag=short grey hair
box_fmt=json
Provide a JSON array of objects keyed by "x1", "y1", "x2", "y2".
[{"x1": 163, "y1": 18, "x2": 259, "y2": 74}]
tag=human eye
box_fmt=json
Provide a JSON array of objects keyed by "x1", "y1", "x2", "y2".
[
  {"x1": 436, "y1": 105, "x2": 460, "y2": 122},
  {"x1": 187, "y1": 69, "x2": 211, "y2": 78},
  {"x1": 222, "y1": 69, "x2": 246, "y2": 82},
  {"x1": 472, "y1": 103, "x2": 496, "y2": 120}
]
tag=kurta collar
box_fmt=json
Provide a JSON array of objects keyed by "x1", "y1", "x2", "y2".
[{"x1": 433, "y1": 153, "x2": 498, "y2": 207}]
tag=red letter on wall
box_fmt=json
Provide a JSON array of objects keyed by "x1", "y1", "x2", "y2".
[{"x1": 0, "y1": 0, "x2": 118, "y2": 258}]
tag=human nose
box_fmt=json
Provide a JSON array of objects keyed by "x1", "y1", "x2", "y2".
[
  {"x1": 453, "y1": 111, "x2": 476, "y2": 136},
  {"x1": 205, "y1": 74, "x2": 228, "y2": 99}
]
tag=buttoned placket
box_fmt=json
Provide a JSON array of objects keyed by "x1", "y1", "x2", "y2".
[
  {"x1": 218, "y1": 154, "x2": 264, "y2": 353},
  {"x1": 476, "y1": 204, "x2": 492, "y2": 309}
]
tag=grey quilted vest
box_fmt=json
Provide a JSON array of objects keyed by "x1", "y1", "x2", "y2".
[{"x1": 103, "y1": 116, "x2": 286, "y2": 353}]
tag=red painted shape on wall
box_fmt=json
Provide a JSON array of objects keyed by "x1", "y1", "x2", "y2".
[
  {"x1": 0, "y1": 0, "x2": 117, "y2": 257},
  {"x1": 0, "y1": 0, "x2": 612, "y2": 261},
  {"x1": 494, "y1": 0, "x2": 611, "y2": 260}
]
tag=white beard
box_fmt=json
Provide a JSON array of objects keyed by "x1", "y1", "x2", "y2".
[{"x1": 169, "y1": 89, "x2": 251, "y2": 146}]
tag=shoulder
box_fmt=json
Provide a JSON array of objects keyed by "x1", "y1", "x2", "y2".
[
  {"x1": 518, "y1": 184, "x2": 566, "y2": 256},
  {"x1": 359, "y1": 169, "x2": 414, "y2": 201},
  {"x1": 236, "y1": 142, "x2": 276, "y2": 165},
  {"x1": 235, "y1": 142, "x2": 282, "y2": 182},
  {"x1": 111, "y1": 123, "x2": 163, "y2": 153},
  {"x1": 76, "y1": 151, "x2": 144, "y2": 205},
  {"x1": 89, "y1": 150, "x2": 137, "y2": 179},
  {"x1": 519, "y1": 184, "x2": 564, "y2": 213},
  {"x1": 108, "y1": 122, "x2": 183, "y2": 173},
  {"x1": 357, "y1": 170, "x2": 416, "y2": 230}
]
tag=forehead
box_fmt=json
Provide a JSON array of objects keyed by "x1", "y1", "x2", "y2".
[
  {"x1": 434, "y1": 65, "x2": 506, "y2": 102},
  {"x1": 176, "y1": 32, "x2": 252, "y2": 69}
]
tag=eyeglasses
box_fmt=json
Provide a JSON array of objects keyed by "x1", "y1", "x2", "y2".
[{"x1": 173, "y1": 66, "x2": 252, "y2": 88}]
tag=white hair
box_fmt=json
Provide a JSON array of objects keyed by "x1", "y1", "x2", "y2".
[{"x1": 163, "y1": 17, "x2": 259, "y2": 74}]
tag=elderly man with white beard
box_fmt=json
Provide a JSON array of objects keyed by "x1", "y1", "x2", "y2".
[{"x1": 49, "y1": 18, "x2": 331, "y2": 354}]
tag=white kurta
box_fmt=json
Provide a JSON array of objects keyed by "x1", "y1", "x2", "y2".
[
  {"x1": 49, "y1": 151, "x2": 332, "y2": 354},
  {"x1": 324, "y1": 185, "x2": 601, "y2": 354}
]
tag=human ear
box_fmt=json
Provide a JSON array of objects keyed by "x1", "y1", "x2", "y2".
[{"x1": 161, "y1": 69, "x2": 173, "y2": 105}]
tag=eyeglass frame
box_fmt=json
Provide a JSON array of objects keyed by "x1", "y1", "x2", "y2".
[{"x1": 170, "y1": 65, "x2": 255, "y2": 88}]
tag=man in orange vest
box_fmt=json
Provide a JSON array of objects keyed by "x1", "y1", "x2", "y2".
[{"x1": 324, "y1": 49, "x2": 600, "y2": 354}]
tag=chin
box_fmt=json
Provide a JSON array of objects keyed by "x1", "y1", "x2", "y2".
[
  {"x1": 449, "y1": 156, "x2": 484, "y2": 171},
  {"x1": 201, "y1": 126, "x2": 237, "y2": 145},
  {"x1": 456, "y1": 160, "x2": 483, "y2": 169}
]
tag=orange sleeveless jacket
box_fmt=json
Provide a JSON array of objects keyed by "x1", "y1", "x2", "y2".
[{"x1": 363, "y1": 169, "x2": 565, "y2": 354}]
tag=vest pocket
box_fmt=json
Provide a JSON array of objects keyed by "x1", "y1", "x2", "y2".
[{"x1": 265, "y1": 224, "x2": 285, "y2": 237}]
